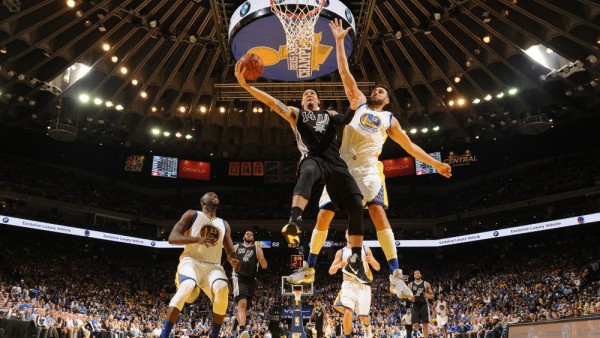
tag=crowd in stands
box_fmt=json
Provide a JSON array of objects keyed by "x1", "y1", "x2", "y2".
[
  {"x1": 1, "y1": 225, "x2": 598, "y2": 338},
  {"x1": 1, "y1": 150, "x2": 599, "y2": 225}
]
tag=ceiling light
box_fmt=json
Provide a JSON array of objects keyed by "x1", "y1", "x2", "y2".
[
  {"x1": 151, "y1": 128, "x2": 160, "y2": 135},
  {"x1": 496, "y1": 92, "x2": 504, "y2": 98},
  {"x1": 199, "y1": 106, "x2": 207, "y2": 113},
  {"x1": 483, "y1": 36, "x2": 491, "y2": 44},
  {"x1": 446, "y1": 86, "x2": 453, "y2": 92},
  {"x1": 111, "y1": 56, "x2": 118, "y2": 63},
  {"x1": 475, "y1": 135, "x2": 479, "y2": 139},
  {"x1": 93, "y1": 98, "x2": 102, "y2": 105},
  {"x1": 116, "y1": 104, "x2": 124, "y2": 111},
  {"x1": 432, "y1": 126, "x2": 440, "y2": 131},
  {"x1": 29, "y1": 100, "x2": 36, "y2": 106},
  {"x1": 175, "y1": 132, "x2": 182, "y2": 138},
  {"x1": 409, "y1": 128, "x2": 417, "y2": 134},
  {"x1": 17, "y1": 74, "x2": 25, "y2": 80},
  {"x1": 0, "y1": 46, "x2": 7, "y2": 54},
  {"x1": 501, "y1": 9, "x2": 509, "y2": 17},
  {"x1": 66, "y1": 0, "x2": 75, "y2": 7},
  {"x1": 131, "y1": 79, "x2": 138, "y2": 85},
  {"x1": 258, "y1": 107, "x2": 264, "y2": 113},
  {"x1": 79, "y1": 94, "x2": 90, "y2": 103},
  {"x1": 484, "y1": 94, "x2": 492, "y2": 101},
  {"x1": 448, "y1": 100, "x2": 455, "y2": 106},
  {"x1": 189, "y1": 35, "x2": 197, "y2": 43},
  {"x1": 394, "y1": 31, "x2": 402, "y2": 39},
  {"x1": 421, "y1": 128, "x2": 429, "y2": 133},
  {"x1": 253, "y1": 107, "x2": 258, "y2": 113},
  {"x1": 105, "y1": 101, "x2": 113, "y2": 107},
  {"x1": 454, "y1": 75, "x2": 461, "y2": 83},
  {"x1": 546, "y1": 48, "x2": 553, "y2": 54},
  {"x1": 102, "y1": 43, "x2": 110, "y2": 51},
  {"x1": 508, "y1": 88, "x2": 518, "y2": 95},
  {"x1": 185, "y1": 134, "x2": 193, "y2": 140},
  {"x1": 84, "y1": 20, "x2": 92, "y2": 27},
  {"x1": 472, "y1": 98, "x2": 481, "y2": 104},
  {"x1": 179, "y1": 106, "x2": 186, "y2": 113},
  {"x1": 163, "y1": 131, "x2": 171, "y2": 137},
  {"x1": 120, "y1": 67, "x2": 128, "y2": 74},
  {"x1": 151, "y1": 106, "x2": 157, "y2": 112},
  {"x1": 99, "y1": 25, "x2": 106, "y2": 32},
  {"x1": 219, "y1": 107, "x2": 225, "y2": 113},
  {"x1": 149, "y1": 20, "x2": 157, "y2": 28},
  {"x1": 433, "y1": 13, "x2": 441, "y2": 21},
  {"x1": 457, "y1": 98, "x2": 465, "y2": 106},
  {"x1": 590, "y1": 80, "x2": 597, "y2": 87},
  {"x1": 140, "y1": 91, "x2": 147, "y2": 98}
]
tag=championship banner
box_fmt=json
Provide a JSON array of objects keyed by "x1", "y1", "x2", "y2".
[
  {"x1": 253, "y1": 161, "x2": 264, "y2": 176},
  {"x1": 178, "y1": 160, "x2": 210, "y2": 180},
  {"x1": 382, "y1": 157, "x2": 414, "y2": 177},
  {"x1": 241, "y1": 162, "x2": 252, "y2": 176},
  {"x1": 229, "y1": 162, "x2": 240, "y2": 176},
  {"x1": 124, "y1": 155, "x2": 145, "y2": 173}
]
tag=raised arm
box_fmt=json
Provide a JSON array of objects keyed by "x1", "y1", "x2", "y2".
[
  {"x1": 256, "y1": 245, "x2": 268, "y2": 269},
  {"x1": 329, "y1": 18, "x2": 367, "y2": 106},
  {"x1": 387, "y1": 117, "x2": 452, "y2": 178},
  {"x1": 328, "y1": 249, "x2": 346, "y2": 275},
  {"x1": 234, "y1": 61, "x2": 299, "y2": 125},
  {"x1": 364, "y1": 246, "x2": 380, "y2": 271},
  {"x1": 222, "y1": 221, "x2": 241, "y2": 272}
]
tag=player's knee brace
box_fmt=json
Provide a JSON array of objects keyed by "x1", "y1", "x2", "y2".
[
  {"x1": 293, "y1": 162, "x2": 319, "y2": 199},
  {"x1": 346, "y1": 194, "x2": 364, "y2": 236},
  {"x1": 212, "y1": 280, "x2": 229, "y2": 315},
  {"x1": 169, "y1": 279, "x2": 196, "y2": 311}
]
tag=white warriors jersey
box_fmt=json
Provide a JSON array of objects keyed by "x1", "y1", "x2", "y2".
[
  {"x1": 435, "y1": 300, "x2": 448, "y2": 316},
  {"x1": 341, "y1": 246, "x2": 373, "y2": 281},
  {"x1": 180, "y1": 211, "x2": 226, "y2": 264},
  {"x1": 339, "y1": 103, "x2": 393, "y2": 160}
]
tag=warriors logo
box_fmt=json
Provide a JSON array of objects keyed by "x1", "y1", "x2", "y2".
[
  {"x1": 199, "y1": 224, "x2": 221, "y2": 245},
  {"x1": 359, "y1": 113, "x2": 381, "y2": 132}
]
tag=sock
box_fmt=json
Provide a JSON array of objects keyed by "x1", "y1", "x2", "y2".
[
  {"x1": 351, "y1": 247, "x2": 362, "y2": 260},
  {"x1": 290, "y1": 207, "x2": 303, "y2": 222},
  {"x1": 377, "y1": 228, "x2": 399, "y2": 271},
  {"x1": 160, "y1": 320, "x2": 174, "y2": 338},
  {"x1": 239, "y1": 324, "x2": 246, "y2": 332},
  {"x1": 209, "y1": 322, "x2": 222, "y2": 338},
  {"x1": 307, "y1": 229, "x2": 328, "y2": 267}
]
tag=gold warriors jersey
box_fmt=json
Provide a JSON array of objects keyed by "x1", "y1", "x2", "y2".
[
  {"x1": 180, "y1": 211, "x2": 226, "y2": 264},
  {"x1": 339, "y1": 103, "x2": 393, "y2": 160}
]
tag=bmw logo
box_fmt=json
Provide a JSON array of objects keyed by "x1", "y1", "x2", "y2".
[
  {"x1": 395, "y1": 240, "x2": 401, "y2": 247},
  {"x1": 493, "y1": 231, "x2": 499, "y2": 237},
  {"x1": 345, "y1": 8, "x2": 353, "y2": 24},
  {"x1": 240, "y1": 2, "x2": 251, "y2": 16},
  {"x1": 323, "y1": 241, "x2": 332, "y2": 248},
  {"x1": 272, "y1": 242, "x2": 280, "y2": 247},
  {"x1": 2, "y1": 217, "x2": 8, "y2": 223},
  {"x1": 84, "y1": 230, "x2": 90, "y2": 237},
  {"x1": 577, "y1": 216, "x2": 585, "y2": 224},
  {"x1": 151, "y1": 241, "x2": 156, "y2": 247}
]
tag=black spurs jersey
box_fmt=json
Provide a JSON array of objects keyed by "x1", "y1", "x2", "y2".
[
  {"x1": 411, "y1": 280, "x2": 427, "y2": 304},
  {"x1": 235, "y1": 244, "x2": 258, "y2": 279},
  {"x1": 293, "y1": 108, "x2": 347, "y2": 167}
]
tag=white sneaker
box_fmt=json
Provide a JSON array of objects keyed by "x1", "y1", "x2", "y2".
[
  {"x1": 389, "y1": 269, "x2": 413, "y2": 299},
  {"x1": 287, "y1": 261, "x2": 315, "y2": 284},
  {"x1": 239, "y1": 331, "x2": 250, "y2": 338}
]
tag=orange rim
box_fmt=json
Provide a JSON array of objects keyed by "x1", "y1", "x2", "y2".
[{"x1": 270, "y1": 0, "x2": 326, "y2": 20}]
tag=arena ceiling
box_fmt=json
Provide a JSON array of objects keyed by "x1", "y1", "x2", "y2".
[{"x1": 0, "y1": 0, "x2": 599, "y2": 160}]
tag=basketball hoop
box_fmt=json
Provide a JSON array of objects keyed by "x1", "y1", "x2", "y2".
[
  {"x1": 270, "y1": 0, "x2": 325, "y2": 51},
  {"x1": 292, "y1": 289, "x2": 303, "y2": 307}
]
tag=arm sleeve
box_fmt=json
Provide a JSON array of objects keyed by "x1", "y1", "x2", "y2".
[{"x1": 331, "y1": 107, "x2": 356, "y2": 126}]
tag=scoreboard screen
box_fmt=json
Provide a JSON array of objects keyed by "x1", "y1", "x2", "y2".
[
  {"x1": 151, "y1": 156, "x2": 178, "y2": 178},
  {"x1": 415, "y1": 152, "x2": 442, "y2": 175},
  {"x1": 291, "y1": 254, "x2": 304, "y2": 269}
]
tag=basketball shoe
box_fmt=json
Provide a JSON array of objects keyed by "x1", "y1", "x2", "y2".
[
  {"x1": 287, "y1": 261, "x2": 315, "y2": 284},
  {"x1": 389, "y1": 269, "x2": 413, "y2": 298},
  {"x1": 342, "y1": 253, "x2": 372, "y2": 284},
  {"x1": 281, "y1": 217, "x2": 302, "y2": 245}
]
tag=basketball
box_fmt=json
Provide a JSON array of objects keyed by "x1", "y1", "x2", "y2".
[{"x1": 239, "y1": 53, "x2": 264, "y2": 81}]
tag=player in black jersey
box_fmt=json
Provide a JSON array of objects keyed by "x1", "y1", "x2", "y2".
[
  {"x1": 235, "y1": 62, "x2": 371, "y2": 284},
  {"x1": 408, "y1": 270, "x2": 434, "y2": 338},
  {"x1": 231, "y1": 231, "x2": 267, "y2": 338}
]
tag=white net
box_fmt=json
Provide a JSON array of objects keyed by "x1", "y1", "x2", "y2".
[{"x1": 270, "y1": 0, "x2": 325, "y2": 52}]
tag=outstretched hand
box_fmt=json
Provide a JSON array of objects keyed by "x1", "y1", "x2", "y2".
[
  {"x1": 229, "y1": 257, "x2": 241, "y2": 272},
  {"x1": 436, "y1": 162, "x2": 452, "y2": 178},
  {"x1": 329, "y1": 18, "x2": 351, "y2": 41},
  {"x1": 345, "y1": 87, "x2": 361, "y2": 110},
  {"x1": 234, "y1": 61, "x2": 248, "y2": 86}
]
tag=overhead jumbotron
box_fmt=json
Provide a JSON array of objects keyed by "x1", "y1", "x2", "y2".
[{"x1": 228, "y1": 0, "x2": 356, "y2": 81}]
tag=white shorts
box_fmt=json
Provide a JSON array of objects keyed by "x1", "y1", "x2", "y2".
[
  {"x1": 436, "y1": 315, "x2": 448, "y2": 327},
  {"x1": 319, "y1": 157, "x2": 387, "y2": 209},
  {"x1": 333, "y1": 280, "x2": 372, "y2": 317},
  {"x1": 175, "y1": 257, "x2": 228, "y2": 302}
]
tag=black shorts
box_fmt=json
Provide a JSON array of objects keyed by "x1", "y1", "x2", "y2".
[
  {"x1": 411, "y1": 302, "x2": 430, "y2": 324},
  {"x1": 302, "y1": 157, "x2": 361, "y2": 209},
  {"x1": 233, "y1": 276, "x2": 257, "y2": 310}
]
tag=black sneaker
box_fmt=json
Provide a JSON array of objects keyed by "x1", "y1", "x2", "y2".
[
  {"x1": 281, "y1": 217, "x2": 302, "y2": 245},
  {"x1": 342, "y1": 253, "x2": 372, "y2": 284}
]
